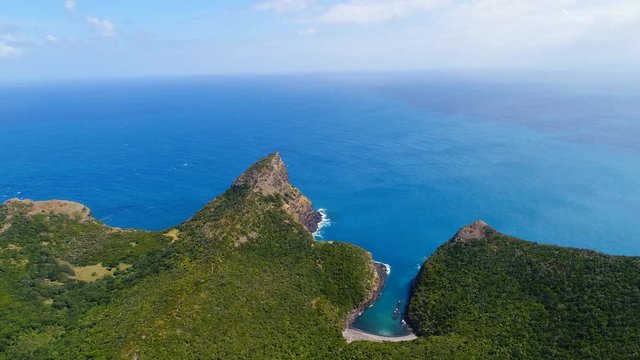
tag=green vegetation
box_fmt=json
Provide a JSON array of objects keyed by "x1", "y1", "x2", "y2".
[
  {"x1": 0, "y1": 154, "x2": 376, "y2": 359},
  {"x1": 408, "y1": 226, "x2": 640, "y2": 359},
  {"x1": 0, "y1": 208, "x2": 176, "y2": 359},
  {"x1": 1, "y1": 154, "x2": 639, "y2": 359}
]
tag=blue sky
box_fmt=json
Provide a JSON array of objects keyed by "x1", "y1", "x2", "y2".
[{"x1": 1, "y1": 0, "x2": 639, "y2": 80}]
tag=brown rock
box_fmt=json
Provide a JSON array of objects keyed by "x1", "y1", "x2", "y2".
[
  {"x1": 232, "y1": 152, "x2": 291, "y2": 196},
  {"x1": 450, "y1": 220, "x2": 494, "y2": 244}
]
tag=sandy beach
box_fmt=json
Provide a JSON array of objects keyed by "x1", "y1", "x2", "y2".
[{"x1": 343, "y1": 328, "x2": 418, "y2": 344}]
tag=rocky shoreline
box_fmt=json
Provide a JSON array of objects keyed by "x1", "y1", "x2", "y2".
[{"x1": 344, "y1": 261, "x2": 389, "y2": 329}]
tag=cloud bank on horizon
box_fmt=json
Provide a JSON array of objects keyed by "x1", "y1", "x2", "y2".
[{"x1": 0, "y1": 0, "x2": 639, "y2": 80}]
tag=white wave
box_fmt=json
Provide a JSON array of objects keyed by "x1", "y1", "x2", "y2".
[
  {"x1": 313, "y1": 208, "x2": 331, "y2": 239},
  {"x1": 374, "y1": 261, "x2": 391, "y2": 275}
]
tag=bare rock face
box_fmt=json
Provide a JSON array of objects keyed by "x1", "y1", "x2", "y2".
[
  {"x1": 450, "y1": 220, "x2": 494, "y2": 244},
  {"x1": 232, "y1": 153, "x2": 321, "y2": 233},
  {"x1": 281, "y1": 189, "x2": 322, "y2": 233},
  {"x1": 233, "y1": 152, "x2": 291, "y2": 196}
]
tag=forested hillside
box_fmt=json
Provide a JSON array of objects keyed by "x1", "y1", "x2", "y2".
[
  {"x1": 0, "y1": 154, "x2": 375, "y2": 359},
  {"x1": 407, "y1": 221, "x2": 640, "y2": 359},
  {"x1": 2, "y1": 155, "x2": 638, "y2": 359}
]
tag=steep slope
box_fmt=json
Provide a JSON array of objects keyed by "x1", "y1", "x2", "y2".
[
  {"x1": 407, "y1": 221, "x2": 640, "y2": 359},
  {"x1": 178, "y1": 153, "x2": 321, "y2": 253}
]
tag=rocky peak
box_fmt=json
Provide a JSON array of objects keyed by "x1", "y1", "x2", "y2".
[
  {"x1": 232, "y1": 153, "x2": 321, "y2": 234},
  {"x1": 232, "y1": 152, "x2": 291, "y2": 196},
  {"x1": 450, "y1": 220, "x2": 494, "y2": 244}
]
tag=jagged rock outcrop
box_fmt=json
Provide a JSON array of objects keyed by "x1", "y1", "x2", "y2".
[
  {"x1": 449, "y1": 220, "x2": 495, "y2": 244},
  {"x1": 232, "y1": 153, "x2": 321, "y2": 233},
  {"x1": 233, "y1": 152, "x2": 291, "y2": 196},
  {"x1": 282, "y1": 189, "x2": 322, "y2": 234}
]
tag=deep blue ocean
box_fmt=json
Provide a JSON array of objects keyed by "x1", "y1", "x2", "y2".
[{"x1": 1, "y1": 73, "x2": 639, "y2": 336}]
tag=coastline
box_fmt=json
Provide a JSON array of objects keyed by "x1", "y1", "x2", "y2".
[
  {"x1": 310, "y1": 209, "x2": 417, "y2": 343},
  {"x1": 343, "y1": 261, "x2": 417, "y2": 343},
  {"x1": 344, "y1": 261, "x2": 389, "y2": 328}
]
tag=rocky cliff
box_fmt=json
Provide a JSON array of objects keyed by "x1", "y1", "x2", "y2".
[{"x1": 232, "y1": 152, "x2": 322, "y2": 233}]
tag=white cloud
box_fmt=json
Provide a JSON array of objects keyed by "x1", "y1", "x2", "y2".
[
  {"x1": 46, "y1": 34, "x2": 59, "y2": 43},
  {"x1": 313, "y1": 0, "x2": 444, "y2": 23},
  {"x1": 288, "y1": 0, "x2": 640, "y2": 69},
  {"x1": 298, "y1": 28, "x2": 317, "y2": 36},
  {"x1": 255, "y1": 0, "x2": 312, "y2": 13},
  {"x1": 427, "y1": 0, "x2": 640, "y2": 54},
  {"x1": 86, "y1": 17, "x2": 116, "y2": 37},
  {"x1": 65, "y1": 0, "x2": 76, "y2": 11},
  {"x1": 0, "y1": 42, "x2": 20, "y2": 58}
]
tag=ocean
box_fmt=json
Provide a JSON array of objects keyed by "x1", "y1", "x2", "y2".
[{"x1": 1, "y1": 73, "x2": 639, "y2": 336}]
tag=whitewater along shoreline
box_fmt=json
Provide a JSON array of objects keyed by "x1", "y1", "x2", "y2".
[{"x1": 343, "y1": 262, "x2": 418, "y2": 343}]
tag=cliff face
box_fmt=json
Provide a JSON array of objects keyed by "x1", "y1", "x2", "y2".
[
  {"x1": 232, "y1": 152, "x2": 291, "y2": 196},
  {"x1": 281, "y1": 189, "x2": 322, "y2": 234},
  {"x1": 232, "y1": 153, "x2": 321, "y2": 233}
]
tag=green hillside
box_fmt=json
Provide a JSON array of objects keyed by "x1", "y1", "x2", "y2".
[
  {"x1": 407, "y1": 221, "x2": 640, "y2": 359},
  {"x1": 1, "y1": 154, "x2": 639, "y2": 359}
]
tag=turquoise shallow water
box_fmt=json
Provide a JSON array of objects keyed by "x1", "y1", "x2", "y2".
[{"x1": 1, "y1": 74, "x2": 639, "y2": 336}]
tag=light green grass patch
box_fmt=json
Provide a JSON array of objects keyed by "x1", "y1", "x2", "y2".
[{"x1": 57, "y1": 259, "x2": 131, "y2": 283}]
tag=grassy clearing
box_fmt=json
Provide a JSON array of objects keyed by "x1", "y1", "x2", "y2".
[
  {"x1": 163, "y1": 229, "x2": 180, "y2": 243},
  {"x1": 56, "y1": 259, "x2": 131, "y2": 283}
]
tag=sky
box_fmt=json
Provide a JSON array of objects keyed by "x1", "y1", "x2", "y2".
[{"x1": 1, "y1": 0, "x2": 639, "y2": 80}]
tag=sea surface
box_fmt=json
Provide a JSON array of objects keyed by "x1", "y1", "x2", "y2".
[{"x1": 1, "y1": 73, "x2": 639, "y2": 336}]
